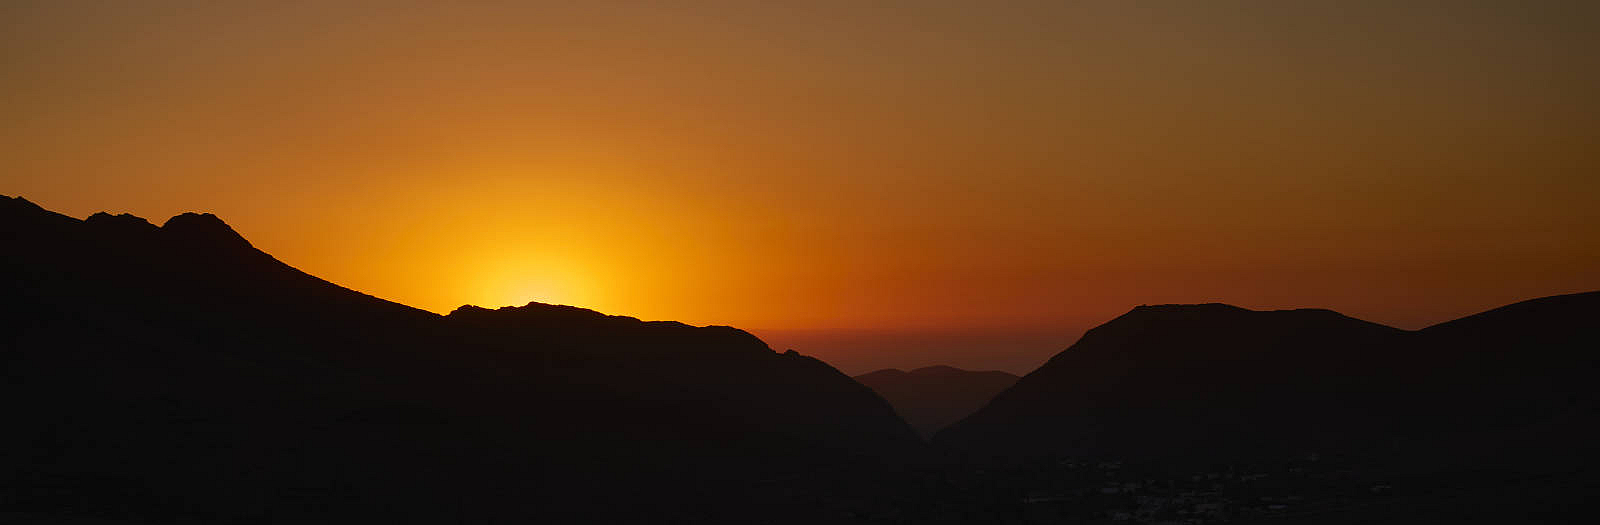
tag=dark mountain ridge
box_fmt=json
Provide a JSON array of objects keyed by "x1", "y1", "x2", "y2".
[
  {"x1": 7, "y1": 194, "x2": 1595, "y2": 523},
  {"x1": 936, "y1": 293, "x2": 1600, "y2": 469},
  {"x1": 1, "y1": 195, "x2": 919, "y2": 523}
]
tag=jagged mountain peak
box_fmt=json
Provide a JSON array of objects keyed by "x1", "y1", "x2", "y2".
[
  {"x1": 85, "y1": 211, "x2": 158, "y2": 232},
  {"x1": 2, "y1": 194, "x2": 45, "y2": 211},
  {"x1": 160, "y1": 211, "x2": 254, "y2": 249},
  {"x1": 1, "y1": 194, "x2": 78, "y2": 228},
  {"x1": 448, "y1": 301, "x2": 621, "y2": 320}
]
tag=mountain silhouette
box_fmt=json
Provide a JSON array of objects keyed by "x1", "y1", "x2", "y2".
[
  {"x1": 1, "y1": 195, "x2": 920, "y2": 523},
  {"x1": 855, "y1": 366, "x2": 1018, "y2": 439},
  {"x1": 935, "y1": 294, "x2": 1600, "y2": 469},
  {"x1": 7, "y1": 193, "x2": 1596, "y2": 523}
]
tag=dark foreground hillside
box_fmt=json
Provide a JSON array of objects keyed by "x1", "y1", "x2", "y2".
[
  {"x1": 4, "y1": 194, "x2": 1594, "y2": 524},
  {"x1": 0, "y1": 195, "x2": 922, "y2": 523},
  {"x1": 937, "y1": 293, "x2": 1599, "y2": 523},
  {"x1": 938, "y1": 295, "x2": 1599, "y2": 466}
]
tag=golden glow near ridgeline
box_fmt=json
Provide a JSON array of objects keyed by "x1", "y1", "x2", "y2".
[{"x1": 5, "y1": 2, "x2": 1597, "y2": 373}]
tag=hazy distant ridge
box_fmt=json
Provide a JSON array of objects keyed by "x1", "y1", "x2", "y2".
[{"x1": 855, "y1": 365, "x2": 1018, "y2": 440}]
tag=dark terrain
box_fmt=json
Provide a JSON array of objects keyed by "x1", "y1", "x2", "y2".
[
  {"x1": 938, "y1": 296, "x2": 1599, "y2": 465},
  {"x1": 855, "y1": 366, "x2": 1018, "y2": 439},
  {"x1": 3, "y1": 194, "x2": 1594, "y2": 524},
  {"x1": 937, "y1": 294, "x2": 1599, "y2": 523},
  {"x1": 0, "y1": 195, "x2": 921, "y2": 523}
]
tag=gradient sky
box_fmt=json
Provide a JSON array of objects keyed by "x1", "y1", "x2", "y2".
[{"x1": 4, "y1": 1, "x2": 1597, "y2": 374}]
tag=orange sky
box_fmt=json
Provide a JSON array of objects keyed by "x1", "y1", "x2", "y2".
[{"x1": 4, "y1": 1, "x2": 1597, "y2": 374}]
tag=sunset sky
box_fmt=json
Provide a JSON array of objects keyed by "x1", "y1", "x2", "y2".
[{"x1": 4, "y1": 1, "x2": 1597, "y2": 374}]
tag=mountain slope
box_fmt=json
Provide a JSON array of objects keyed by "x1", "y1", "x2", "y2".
[
  {"x1": 935, "y1": 296, "x2": 1600, "y2": 466},
  {"x1": 930, "y1": 293, "x2": 1600, "y2": 524},
  {"x1": 855, "y1": 365, "x2": 1018, "y2": 439},
  {"x1": 0, "y1": 195, "x2": 920, "y2": 523},
  {"x1": 1410, "y1": 291, "x2": 1600, "y2": 467},
  {"x1": 936, "y1": 304, "x2": 1416, "y2": 461}
]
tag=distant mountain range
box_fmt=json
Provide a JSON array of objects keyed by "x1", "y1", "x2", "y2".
[
  {"x1": 855, "y1": 366, "x2": 1018, "y2": 439},
  {"x1": 0, "y1": 195, "x2": 919, "y2": 523},
  {"x1": 936, "y1": 295, "x2": 1600, "y2": 470},
  {"x1": 5, "y1": 194, "x2": 1596, "y2": 523}
]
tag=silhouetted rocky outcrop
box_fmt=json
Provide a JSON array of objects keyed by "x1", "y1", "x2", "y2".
[
  {"x1": 855, "y1": 366, "x2": 1018, "y2": 439},
  {"x1": 1, "y1": 195, "x2": 920, "y2": 523}
]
